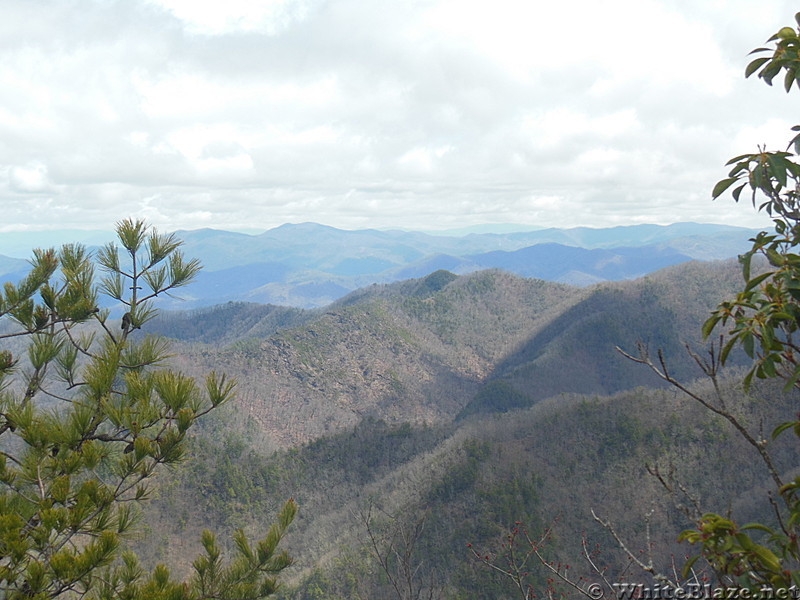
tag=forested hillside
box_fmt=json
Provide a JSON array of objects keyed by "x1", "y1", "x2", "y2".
[
  {"x1": 148, "y1": 259, "x2": 746, "y2": 447},
  {"x1": 155, "y1": 270, "x2": 578, "y2": 446},
  {"x1": 127, "y1": 256, "x2": 793, "y2": 598},
  {"x1": 137, "y1": 368, "x2": 795, "y2": 599}
]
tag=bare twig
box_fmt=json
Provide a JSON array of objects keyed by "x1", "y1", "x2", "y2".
[
  {"x1": 616, "y1": 342, "x2": 783, "y2": 491},
  {"x1": 591, "y1": 509, "x2": 679, "y2": 589}
]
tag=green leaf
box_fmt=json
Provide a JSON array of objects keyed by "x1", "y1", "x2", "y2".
[
  {"x1": 742, "y1": 331, "x2": 756, "y2": 357},
  {"x1": 726, "y1": 153, "x2": 755, "y2": 165},
  {"x1": 773, "y1": 421, "x2": 797, "y2": 439},
  {"x1": 740, "y1": 251, "x2": 753, "y2": 281},
  {"x1": 742, "y1": 522, "x2": 775, "y2": 533},
  {"x1": 735, "y1": 532, "x2": 755, "y2": 550},
  {"x1": 712, "y1": 177, "x2": 740, "y2": 199},
  {"x1": 751, "y1": 545, "x2": 782, "y2": 572},
  {"x1": 746, "y1": 56, "x2": 770, "y2": 77},
  {"x1": 784, "y1": 368, "x2": 800, "y2": 392},
  {"x1": 681, "y1": 555, "x2": 701, "y2": 579},
  {"x1": 702, "y1": 315, "x2": 720, "y2": 339},
  {"x1": 762, "y1": 60, "x2": 783, "y2": 85},
  {"x1": 766, "y1": 247, "x2": 784, "y2": 266},
  {"x1": 234, "y1": 529, "x2": 255, "y2": 562},
  {"x1": 116, "y1": 218, "x2": 148, "y2": 254},
  {"x1": 785, "y1": 67, "x2": 797, "y2": 93},
  {"x1": 744, "y1": 270, "x2": 774, "y2": 291},
  {"x1": 720, "y1": 335, "x2": 738, "y2": 365},
  {"x1": 743, "y1": 368, "x2": 755, "y2": 391},
  {"x1": 766, "y1": 154, "x2": 790, "y2": 188},
  {"x1": 761, "y1": 355, "x2": 778, "y2": 378}
]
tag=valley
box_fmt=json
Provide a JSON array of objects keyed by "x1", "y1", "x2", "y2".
[{"x1": 131, "y1": 252, "x2": 789, "y2": 598}]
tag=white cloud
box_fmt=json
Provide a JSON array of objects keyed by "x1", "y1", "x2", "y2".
[
  {"x1": 9, "y1": 163, "x2": 51, "y2": 193},
  {"x1": 0, "y1": 0, "x2": 795, "y2": 232},
  {"x1": 733, "y1": 119, "x2": 795, "y2": 153},
  {"x1": 146, "y1": 0, "x2": 313, "y2": 35},
  {"x1": 422, "y1": 0, "x2": 734, "y2": 92},
  {"x1": 397, "y1": 145, "x2": 452, "y2": 175},
  {"x1": 522, "y1": 108, "x2": 641, "y2": 149}
]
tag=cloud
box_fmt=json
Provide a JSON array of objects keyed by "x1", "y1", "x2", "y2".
[
  {"x1": 0, "y1": 0, "x2": 795, "y2": 233},
  {"x1": 147, "y1": 0, "x2": 313, "y2": 36},
  {"x1": 8, "y1": 163, "x2": 51, "y2": 193}
]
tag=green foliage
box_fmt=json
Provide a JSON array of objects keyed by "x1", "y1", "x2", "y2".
[
  {"x1": 457, "y1": 379, "x2": 534, "y2": 419},
  {"x1": 708, "y1": 15, "x2": 800, "y2": 392},
  {"x1": 686, "y1": 13, "x2": 800, "y2": 591},
  {"x1": 411, "y1": 269, "x2": 458, "y2": 297},
  {"x1": 0, "y1": 219, "x2": 294, "y2": 599},
  {"x1": 146, "y1": 302, "x2": 312, "y2": 346}
]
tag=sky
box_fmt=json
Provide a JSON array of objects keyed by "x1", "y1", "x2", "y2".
[{"x1": 0, "y1": 0, "x2": 797, "y2": 233}]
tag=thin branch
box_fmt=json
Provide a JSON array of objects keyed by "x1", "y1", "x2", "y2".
[
  {"x1": 616, "y1": 343, "x2": 784, "y2": 491},
  {"x1": 591, "y1": 509, "x2": 678, "y2": 588},
  {"x1": 646, "y1": 463, "x2": 702, "y2": 521},
  {"x1": 60, "y1": 323, "x2": 97, "y2": 360}
]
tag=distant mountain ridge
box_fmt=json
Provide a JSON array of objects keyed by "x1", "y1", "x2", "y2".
[
  {"x1": 0, "y1": 222, "x2": 758, "y2": 308},
  {"x1": 169, "y1": 222, "x2": 753, "y2": 307},
  {"x1": 464, "y1": 243, "x2": 692, "y2": 285}
]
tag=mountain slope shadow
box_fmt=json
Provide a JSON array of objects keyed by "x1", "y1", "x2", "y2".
[
  {"x1": 496, "y1": 285, "x2": 683, "y2": 399},
  {"x1": 461, "y1": 260, "x2": 748, "y2": 416}
]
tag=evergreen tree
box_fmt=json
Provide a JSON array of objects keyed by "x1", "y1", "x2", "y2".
[{"x1": 0, "y1": 218, "x2": 295, "y2": 599}]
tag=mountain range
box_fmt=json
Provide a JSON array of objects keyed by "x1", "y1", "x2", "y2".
[
  {"x1": 149, "y1": 258, "x2": 748, "y2": 447},
  {"x1": 134, "y1": 256, "x2": 791, "y2": 598},
  {"x1": 0, "y1": 221, "x2": 759, "y2": 308},
  {"x1": 0, "y1": 219, "x2": 786, "y2": 597}
]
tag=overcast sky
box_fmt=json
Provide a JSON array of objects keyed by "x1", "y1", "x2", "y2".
[{"x1": 0, "y1": 1, "x2": 797, "y2": 233}]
